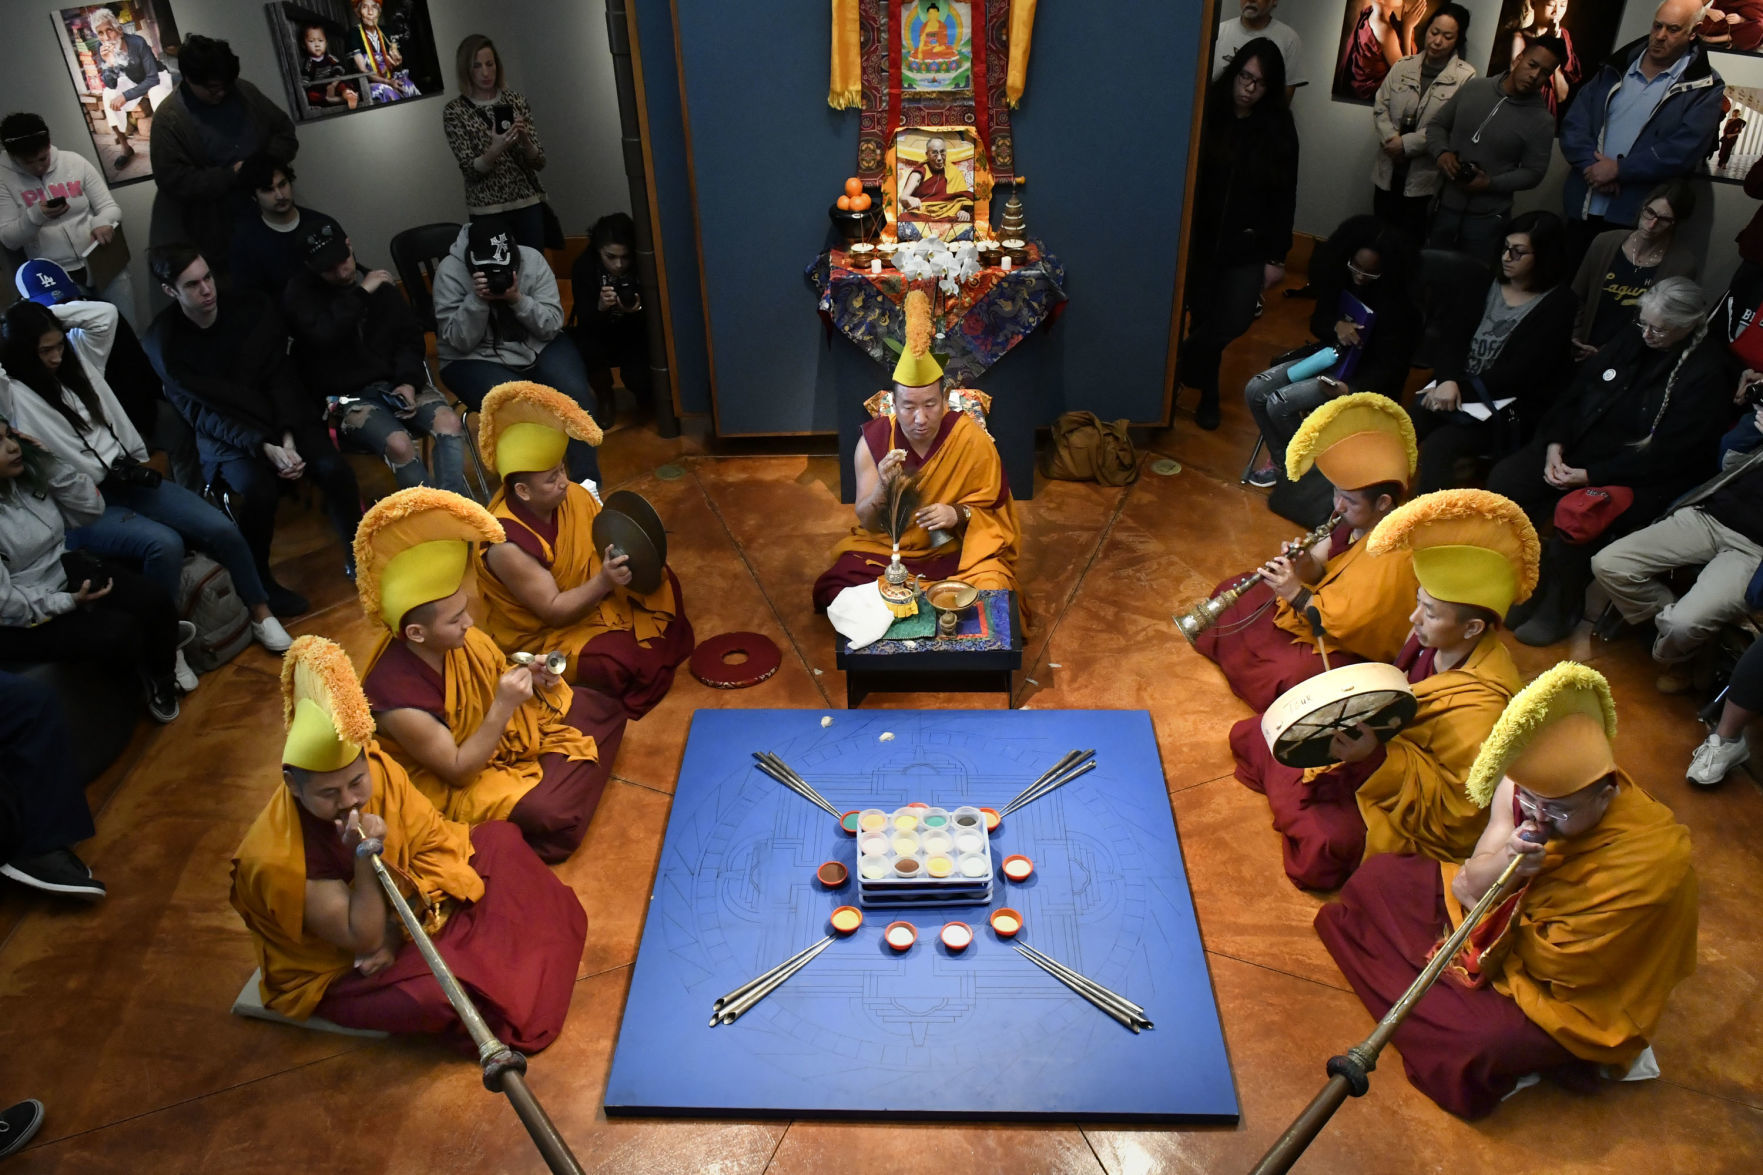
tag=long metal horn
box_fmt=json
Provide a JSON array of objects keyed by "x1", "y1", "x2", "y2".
[{"x1": 1172, "y1": 513, "x2": 1343, "y2": 645}]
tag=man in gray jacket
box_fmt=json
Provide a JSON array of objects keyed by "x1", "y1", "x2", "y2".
[
  {"x1": 1425, "y1": 37, "x2": 1564, "y2": 263},
  {"x1": 433, "y1": 218, "x2": 599, "y2": 483}
]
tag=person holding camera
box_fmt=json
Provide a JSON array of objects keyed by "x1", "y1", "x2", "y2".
[
  {"x1": 0, "y1": 414, "x2": 185, "y2": 723},
  {"x1": 433, "y1": 218, "x2": 599, "y2": 484},
  {"x1": 568, "y1": 213, "x2": 650, "y2": 420},
  {"x1": 442, "y1": 34, "x2": 548, "y2": 252},
  {"x1": 283, "y1": 220, "x2": 467, "y2": 496},
  {"x1": 0, "y1": 299, "x2": 290, "y2": 668},
  {"x1": 1425, "y1": 37, "x2": 1563, "y2": 264}
]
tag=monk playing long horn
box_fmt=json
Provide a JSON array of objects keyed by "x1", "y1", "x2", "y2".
[
  {"x1": 813, "y1": 289, "x2": 1020, "y2": 609},
  {"x1": 355, "y1": 488, "x2": 625, "y2": 863},
  {"x1": 229, "y1": 636, "x2": 585, "y2": 1048},
  {"x1": 1194, "y1": 392, "x2": 1421, "y2": 711},
  {"x1": 1315, "y1": 662, "x2": 1698, "y2": 1118},
  {"x1": 476, "y1": 382, "x2": 693, "y2": 720},
  {"x1": 1232, "y1": 490, "x2": 1533, "y2": 890}
]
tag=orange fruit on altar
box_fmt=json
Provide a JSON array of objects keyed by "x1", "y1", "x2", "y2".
[
  {"x1": 851, "y1": 193, "x2": 871, "y2": 211},
  {"x1": 843, "y1": 177, "x2": 863, "y2": 198},
  {"x1": 836, "y1": 195, "x2": 853, "y2": 211}
]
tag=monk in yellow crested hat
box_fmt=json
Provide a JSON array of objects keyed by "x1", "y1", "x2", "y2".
[
  {"x1": 813, "y1": 287, "x2": 1022, "y2": 611},
  {"x1": 1367, "y1": 488, "x2": 1541, "y2": 622},
  {"x1": 1317, "y1": 658, "x2": 1697, "y2": 1118},
  {"x1": 230, "y1": 633, "x2": 588, "y2": 1046},
  {"x1": 476, "y1": 382, "x2": 694, "y2": 719},
  {"x1": 1193, "y1": 392, "x2": 1421, "y2": 712},
  {"x1": 355, "y1": 488, "x2": 624, "y2": 863}
]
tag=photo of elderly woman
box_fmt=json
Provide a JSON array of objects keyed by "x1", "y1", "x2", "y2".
[{"x1": 52, "y1": 3, "x2": 182, "y2": 185}]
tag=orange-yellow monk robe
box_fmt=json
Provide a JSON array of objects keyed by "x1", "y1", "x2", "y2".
[
  {"x1": 229, "y1": 748, "x2": 585, "y2": 1050},
  {"x1": 813, "y1": 411, "x2": 1020, "y2": 611},
  {"x1": 362, "y1": 626, "x2": 625, "y2": 863},
  {"x1": 1232, "y1": 632, "x2": 1518, "y2": 889},
  {"x1": 1316, "y1": 778, "x2": 1697, "y2": 1117},
  {"x1": 1193, "y1": 521, "x2": 1419, "y2": 712},
  {"x1": 479, "y1": 483, "x2": 693, "y2": 719}
]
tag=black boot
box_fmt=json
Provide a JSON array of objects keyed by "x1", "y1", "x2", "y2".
[{"x1": 1196, "y1": 390, "x2": 1221, "y2": 431}]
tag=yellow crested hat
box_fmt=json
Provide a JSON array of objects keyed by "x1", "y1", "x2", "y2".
[
  {"x1": 478, "y1": 381, "x2": 603, "y2": 478},
  {"x1": 1465, "y1": 662, "x2": 1618, "y2": 806},
  {"x1": 280, "y1": 635, "x2": 374, "y2": 774},
  {"x1": 1285, "y1": 392, "x2": 1418, "y2": 491},
  {"x1": 354, "y1": 488, "x2": 505, "y2": 632},
  {"x1": 1366, "y1": 489, "x2": 1541, "y2": 616},
  {"x1": 892, "y1": 289, "x2": 944, "y2": 388}
]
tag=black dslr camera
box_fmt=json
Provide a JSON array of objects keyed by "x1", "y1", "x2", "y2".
[
  {"x1": 482, "y1": 266, "x2": 515, "y2": 296},
  {"x1": 107, "y1": 455, "x2": 163, "y2": 489}
]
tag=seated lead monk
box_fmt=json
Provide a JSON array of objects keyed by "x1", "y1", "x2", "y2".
[
  {"x1": 813, "y1": 290, "x2": 1019, "y2": 610},
  {"x1": 1232, "y1": 490, "x2": 1533, "y2": 889},
  {"x1": 229, "y1": 636, "x2": 586, "y2": 1050},
  {"x1": 1316, "y1": 663, "x2": 1698, "y2": 1118},
  {"x1": 354, "y1": 488, "x2": 626, "y2": 863},
  {"x1": 475, "y1": 382, "x2": 693, "y2": 719},
  {"x1": 1194, "y1": 393, "x2": 1420, "y2": 712}
]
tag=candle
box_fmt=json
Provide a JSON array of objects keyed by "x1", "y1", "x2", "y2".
[
  {"x1": 1000, "y1": 255, "x2": 1012, "y2": 272},
  {"x1": 871, "y1": 259, "x2": 881, "y2": 274}
]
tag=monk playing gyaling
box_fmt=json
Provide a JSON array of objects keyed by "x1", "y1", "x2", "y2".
[
  {"x1": 229, "y1": 636, "x2": 586, "y2": 1050},
  {"x1": 476, "y1": 382, "x2": 693, "y2": 720},
  {"x1": 1232, "y1": 490, "x2": 1532, "y2": 890},
  {"x1": 1316, "y1": 663, "x2": 1698, "y2": 1118},
  {"x1": 812, "y1": 290, "x2": 1019, "y2": 610},
  {"x1": 354, "y1": 488, "x2": 625, "y2": 863},
  {"x1": 1194, "y1": 392, "x2": 1420, "y2": 711}
]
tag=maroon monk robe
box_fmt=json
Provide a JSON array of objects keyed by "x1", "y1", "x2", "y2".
[{"x1": 364, "y1": 641, "x2": 628, "y2": 862}]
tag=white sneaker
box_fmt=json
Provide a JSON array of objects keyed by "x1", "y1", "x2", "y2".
[
  {"x1": 1687, "y1": 733, "x2": 1750, "y2": 787},
  {"x1": 172, "y1": 649, "x2": 200, "y2": 693},
  {"x1": 251, "y1": 616, "x2": 293, "y2": 653},
  {"x1": 580, "y1": 477, "x2": 602, "y2": 504}
]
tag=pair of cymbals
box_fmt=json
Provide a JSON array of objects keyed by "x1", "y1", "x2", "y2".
[{"x1": 591, "y1": 490, "x2": 667, "y2": 595}]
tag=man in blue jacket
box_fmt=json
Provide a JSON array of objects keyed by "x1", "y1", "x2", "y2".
[{"x1": 1560, "y1": 0, "x2": 1724, "y2": 263}]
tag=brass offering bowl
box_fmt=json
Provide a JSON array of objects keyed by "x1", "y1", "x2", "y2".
[{"x1": 926, "y1": 579, "x2": 979, "y2": 638}]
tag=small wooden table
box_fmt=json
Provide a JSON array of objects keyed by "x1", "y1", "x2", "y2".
[{"x1": 835, "y1": 590, "x2": 1022, "y2": 708}]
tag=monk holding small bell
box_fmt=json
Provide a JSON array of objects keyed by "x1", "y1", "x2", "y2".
[
  {"x1": 476, "y1": 381, "x2": 693, "y2": 719},
  {"x1": 813, "y1": 290, "x2": 1019, "y2": 609},
  {"x1": 229, "y1": 635, "x2": 586, "y2": 1049},
  {"x1": 354, "y1": 488, "x2": 625, "y2": 863},
  {"x1": 1194, "y1": 392, "x2": 1421, "y2": 711},
  {"x1": 1233, "y1": 489, "x2": 1532, "y2": 890},
  {"x1": 1316, "y1": 663, "x2": 1698, "y2": 1118}
]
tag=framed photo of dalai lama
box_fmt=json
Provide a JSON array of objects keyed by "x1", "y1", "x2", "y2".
[
  {"x1": 52, "y1": 2, "x2": 182, "y2": 186},
  {"x1": 892, "y1": 127, "x2": 980, "y2": 242}
]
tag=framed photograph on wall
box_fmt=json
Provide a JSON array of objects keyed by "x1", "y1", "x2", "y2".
[
  {"x1": 1698, "y1": 3, "x2": 1763, "y2": 56},
  {"x1": 51, "y1": 2, "x2": 182, "y2": 186},
  {"x1": 891, "y1": 127, "x2": 981, "y2": 241},
  {"x1": 899, "y1": 0, "x2": 973, "y2": 93},
  {"x1": 1485, "y1": 0, "x2": 1626, "y2": 124},
  {"x1": 264, "y1": 0, "x2": 444, "y2": 123},
  {"x1": 1331, "y1": 2, "x2": 1406, "y2": 105}
]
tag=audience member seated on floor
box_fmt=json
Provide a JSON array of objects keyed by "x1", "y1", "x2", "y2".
[
  {"x1": 146, "y1": 35, "x2": 297, "y2": 274},
  {"x1": 0, "y1": 670, "x2": 106, "y2": 901},
  {"x1": 231, "y1": 155, "x2": 341, "y2": 302},
  {"x1": 1244, "y1": 213, "x2": 1419, "y2": 491},
  {"x1": 1592, "y1": 401, "x2": 1763, "y2": 694},
  {"x1": 0, "y1": 300, "x2": 290, "y2": 658},
  {"x1": 0, "y1": 417, "x2": 185, "y2": 722},
  {"x1": 1411, "y1": 210, "x2": 1578, "y2": 494},
  {"x1": 1316, "y1": 663, "x2": 1698, "y2": 1119},
  {"x1": 229, "y1": 635, "x2": 585, "y2": 1049},
  {"x1": 1179, "y1": 37, "x2": 1299, "y2": 431},
  {"x1": 434, "y1": 219, "x2": 599, "y2": 484},
  {"x1": 283, "y1": 220, "x2": 467, "y2": 496},
  {"x1": 1194, "y1": 393, "x2": 1421, "y2": 712},
  {"x1": 1368, "y1": 4, "x2": 1477, "y2": 243},
  {"x1": 1569, "y1": 183, "x2": 1699, "y2": 363},
  {"x1": 1232, "y1": 490, "x2": 1531, "y2": 891},
  {"x1": 814, "y1": 291, "x2": 1021, "y2": 611},
  {"x1": 568, "y1": 212, "x2": 650, "y2": 417},
  {"x1": 476, "y1": 382, "x2": 693, "y2": 719},
  {"x1": 1425, "y1": 37, "x2": 1561, "y2": 263},
  {"x1": 1491, "y1": 277, "x2": 1731, "y2": 646},
  {"x1": 1559, "y1": 1, "x2": 1726, "y2": 264},
  {"x1": 0, "y1": 112, "x2": 135, "y2": 327},
  {"x1": 1687, "y1": 635, "x2": 1760, "y2": 786},
  {"x1": 144, "y1": 245, "x2": 362, "y2": 605},
  {"x1": 354, "y1": 488, "x2": 625, "y2": 862}
]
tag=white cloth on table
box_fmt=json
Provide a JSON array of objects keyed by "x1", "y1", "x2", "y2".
[{"x1": 828, "y1": 581, "x2": 894, "y2": 650}]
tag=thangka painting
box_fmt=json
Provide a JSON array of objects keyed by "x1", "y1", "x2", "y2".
[
  {"x1": 52, "y1": 2, "x2": 182, "y2": 186},
  {"x1": 901, "y1": 1, "x2": 973, "y2": 92},
  {"x1": 265, "y1": 0, "x2": 444, "y2": 123}
]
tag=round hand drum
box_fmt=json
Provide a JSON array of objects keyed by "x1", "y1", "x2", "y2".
[
  {"x1": 1260, "y1": 663, "x2": 1418, "y2": 768},
  {"x1": 592, "y1": 490, "x2": 668, "y2": 595}
]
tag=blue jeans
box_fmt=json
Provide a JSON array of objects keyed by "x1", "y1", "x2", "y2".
[
  {"x1": 1427, "y1": 204, "x2": 1507, "y2": 266},
  {"x1": 1246, "y1": 358, "x2": 1334, "y2": 477},
  {"x1": 442, "y1": 335, "x2": 602, "y2": 483},
  {"x1": 65, "y1": 476, "x2": 268, "y2": 608},
  {"x1": 335, "y1": 384, "x2": 467, "y2": 496}
]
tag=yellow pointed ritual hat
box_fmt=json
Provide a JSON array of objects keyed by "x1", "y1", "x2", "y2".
[
  {"x1": 892, "y1": 289, "x2": 944, "y2": 388},
  {"x1": 1465, "y1": 662, "x2": 1618, "y2": 806},
  {"x1": 1366, "y1": 489, "x2": 1541, "y2": 616},
  {"x1": 1285, "y1": 392, "x2": 1418, "y2": 491},
  {"x1": 280, "y1": 635, "x2": 374, "y2": 773},
  {"x1": 478, "y1": 381, "x2": 603, "y2": 478},
  {"x1": 354, "y1": 488, "x2": 505, "y2": 631}
]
